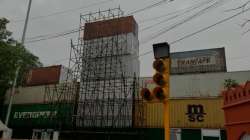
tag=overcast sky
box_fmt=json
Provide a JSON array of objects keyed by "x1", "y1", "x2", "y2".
[{"x1": 1, "y1": 0, "x2": 250, "y2": 76}]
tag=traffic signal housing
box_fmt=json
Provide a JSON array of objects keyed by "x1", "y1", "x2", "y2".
[
  {"x1": 140, "y1": 42, "x2": 170, "y2": 102},
  {"x1": 152, "y1": 58, "x2": 170, "y2": 101}
]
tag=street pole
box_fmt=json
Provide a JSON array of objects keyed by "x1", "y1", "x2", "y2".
[
  {"x1": 4, "y1": 0, "x2": 32, "y2": 128},
  {"x1": 164, "y1": 101, "x2": 170, "y2": 140},
  {"x1": 4, "y1": 66, "x2": 20, "y2": 126},
  {"x1": 21, "y1": 0, "x2": 32, "y2": 44}
]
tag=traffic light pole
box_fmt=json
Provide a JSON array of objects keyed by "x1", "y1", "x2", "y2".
[
  {"x1": 164, "y1": 100, "x2": 170, "y2": 140},
  {"x1": 141, "y1": 42, "x2": 171, "y2": 140}
]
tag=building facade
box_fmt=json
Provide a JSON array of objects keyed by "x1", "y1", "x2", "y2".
[{"x1": 223, "y1": 81, "x2": 250, "y2": 140}]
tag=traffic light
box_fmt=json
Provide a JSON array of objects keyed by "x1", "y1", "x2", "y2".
[
  {"x1": 140, "y1": 42, "x2": 171, "y2": 140},
  {"x1": 140, "y1": 42, "x2": 170, "y2": 102}
]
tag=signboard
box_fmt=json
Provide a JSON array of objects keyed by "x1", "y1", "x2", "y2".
[
  {"x1": 3, "y1": 104, "x2": 74, "y2": 129},
  {"x1": 170, "y1": 48, "x2": 226, "y2": 74}
]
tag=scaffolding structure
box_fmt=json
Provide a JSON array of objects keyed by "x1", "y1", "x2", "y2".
[
  {"x1": 44, "y1": 8, "x2": 144, "y2": 138},
  {"x1": 44, "y1": 82, "x2": 78, "y2": 129},
  {"x1": 76, "y1": 8, "x2": 141, "y2": 128}
]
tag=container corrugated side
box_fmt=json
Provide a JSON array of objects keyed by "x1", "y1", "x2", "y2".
[
  {"x1": 134, "y1": 98, "x2": 224, "y2": 128},
  {"x1": 2, "y1": 103, "x2": 74, "y2": 129},
  {"x1": 170, "y1": 98, "x2": 224, "y2": 128},
  {"x1": 25, "y1": 65, "x2": 61, "y2": 86},
  {"x1": 4, "y1": 82, "x2": 78, "y2": 105},
  {"x1": 140, "y1": 71, "x2": 250, "y2": 97},
  {"x1": 84, "y1": 16, "x2": 137, "y2": 40}
]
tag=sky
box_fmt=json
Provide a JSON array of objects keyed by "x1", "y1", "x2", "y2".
[{"x1": 1, "y1": 0, "x2": 250, "y2": 76}]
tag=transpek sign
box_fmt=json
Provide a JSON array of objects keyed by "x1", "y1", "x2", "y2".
[
  {"x1": 172, "y1": 56, "x2": 216, "y2": 67},
  {"x1": 170, "y1": 48, "x2": 226, "y2": 74}
]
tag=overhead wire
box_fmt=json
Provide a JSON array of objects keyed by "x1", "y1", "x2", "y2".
[
  {"x1": 141, "y1": 0, "x2": 228, "y2": 44},
  {"x1": 11, "y1": 0, "x2": 114, "y2": 23},
  {"x1": 23, "y1": 0, "x2": 173, "y2": 43},
  {"x1": 139, "y1": 0, "x2": 215, "y2": 32},
  {"x1": 139, "y1": 0, "x2": 214, "y2": 23},
  {"x1": 138, "y1": 6, "x2": 250, "y2": 58},
  {"x1": 128, "y1": 0, "x2": 170, "y2": 15},
  {"x1": 25, "y1": 28, "x2": 81, "y2": 44}
]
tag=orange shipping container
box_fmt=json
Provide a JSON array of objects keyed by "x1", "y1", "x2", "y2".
[
  {"x1": 83, "y1": 16, "x2": 138, "y2": 40},
  {"x1": 25, "y1": 65, "x2": 61, "y2": 86}
]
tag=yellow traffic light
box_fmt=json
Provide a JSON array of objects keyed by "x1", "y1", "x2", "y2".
[
  {"x1": 140, "y1": 42, "x2": 170, "y2": 140},
  {"x1": 140, "y1": 88, "x2": 153, "y2": 101},
  {"x1": 152, "y1": 58, "x2": 170, "y2": 101},
  {"x1": 140, "y1": 42, "x2": 170, "y2": 102}
]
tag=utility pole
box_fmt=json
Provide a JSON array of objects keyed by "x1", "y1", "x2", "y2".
[
  {"x1": 4, "y1": 0, "x2": 32, "y2": 127},
  {"x1": 21, "y1": 0, "x2": 32, "y2": 44},
  {"x1": 4, "y1": 66, "x2": 20, "y2": 126}
]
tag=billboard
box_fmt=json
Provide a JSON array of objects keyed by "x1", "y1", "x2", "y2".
[{"x1": 170, "y1": 48, "x2": 226, "y2": 74}]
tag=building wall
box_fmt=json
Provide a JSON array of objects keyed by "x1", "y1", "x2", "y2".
[{"x1": 223, "y1": 81, "x2": 250, "y2": 140}]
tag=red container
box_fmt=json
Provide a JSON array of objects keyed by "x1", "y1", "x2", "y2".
[
  {"x1": 83, "y1": 16, "x2": 137, "y2": 40},
  {"x1": 25, "y1": 65, "x2": 62, "y2": 86}
]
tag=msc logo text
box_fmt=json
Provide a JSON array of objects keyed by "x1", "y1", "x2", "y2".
[{"x1": 186, "y1": 104, "x2": 206, "y2": 122}]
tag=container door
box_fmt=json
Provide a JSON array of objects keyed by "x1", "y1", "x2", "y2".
[
  {"x1": 181, "y1": 129, "x2": 201, "y2": 140},
  {"x1": 241, "y1": 134, "x2": 250, "y2": 140},
  {"x1": 203, "y1": 136, "x2": 219, "y2": 140},
  {"x1": 202, "y1": 129, "x2": 220, "y2": 140}
]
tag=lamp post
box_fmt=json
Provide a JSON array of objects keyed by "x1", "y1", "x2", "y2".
[{"x1": 3, "y1": 0, "x2": 32, "y2": 134}]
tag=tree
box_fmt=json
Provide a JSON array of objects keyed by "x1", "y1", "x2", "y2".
[
  {"x1": 0, "y1": 18, "x2": 42, "y2": 105},
  {"x1": 224, "y1": 79, "x2": 239, "y2": 89}
]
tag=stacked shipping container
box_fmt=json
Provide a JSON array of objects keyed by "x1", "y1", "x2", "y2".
[
  {"x1": 135, "y1": 58, "x2": 250, "y2": 140},
  {"x1": 133, "y1": 97, "x2": 226, "y2": 140},
  {"x1": 25, "y1": 65, "x2": 73, "y2": 86},
  {"x1": 77, "y1": 15, "x2": 140, "y2": 128},
  {"x1": 3, "y1": 65, "x2": 77, "y2": 130}
]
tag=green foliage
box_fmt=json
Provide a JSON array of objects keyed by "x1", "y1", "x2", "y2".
[
  {"x1": 224, "y1": 79, "x2": 239, "y2": 89},
  {"x1": 0, "y1": 17, "x2": 42, "y2": 101}
]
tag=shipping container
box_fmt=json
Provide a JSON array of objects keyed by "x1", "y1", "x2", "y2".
[
  {"x1": 181, "y1": 129, "x2": 201, "y2": 140},
  {"x1": 2, "y1": 103, "x2": 74, "y2": 129},
  {"x1": 84, "y1": 33, "x2": 139, "y2": 56},
  {"x1": 171, "y1": 48, "x2": 226, "y2": 74},
  {"x1": 140, "y1": 70, "x2": 250, "y2": 97},
  {"x1": 4, "y1": 82, "x2": 78, "y2": 105},
  {"x1": 84, "y1": 16, "x2": 138, "y2": 40},
  {"x1": 25, "y1": 65, "x2": 73, "y2": 86},
  {"x1": 134, "y1": 98, "x2": 224, "y2": 129}
]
